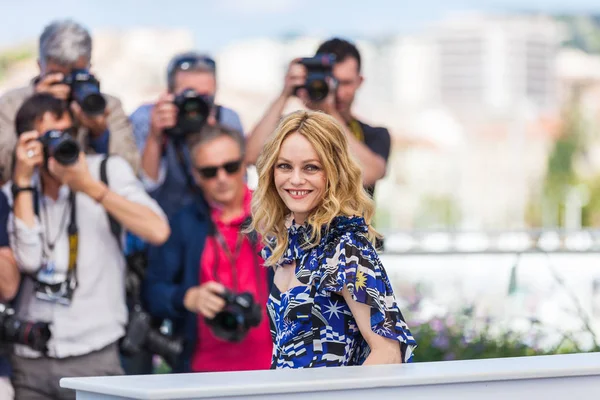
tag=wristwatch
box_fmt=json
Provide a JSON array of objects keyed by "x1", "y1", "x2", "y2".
[{"x1": 11, "y1": 183, "x2": 35, "y2": 198}]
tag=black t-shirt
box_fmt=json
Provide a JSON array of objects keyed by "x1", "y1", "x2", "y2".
[
  {"x1": 0, "y1": 190, "x2": 11, "y2": 376},
  {"x1": 354, "y1": 120, "x2": 391, "y2": 198},
  {"x1": 0, "y1": 190, "x2": 9, "y2": 247}
]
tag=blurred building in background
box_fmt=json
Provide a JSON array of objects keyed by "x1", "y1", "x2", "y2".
[{"x1": 1, "y1": 14, "x2": 599, "y2": 230}]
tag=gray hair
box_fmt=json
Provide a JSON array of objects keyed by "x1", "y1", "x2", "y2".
[
  {"x1": 39, "y1": 19, "x2": 92, "y2": 67},
  {"x1": 188, "y1": 124, "x2": 245, "y2": 157}
]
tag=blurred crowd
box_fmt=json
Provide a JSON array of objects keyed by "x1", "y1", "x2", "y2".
[{"x1": 0, "y1": 19, "x2": 392, "y2": 400}]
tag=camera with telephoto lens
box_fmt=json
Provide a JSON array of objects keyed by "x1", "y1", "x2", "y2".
[
  {"x1": 0, "y1": 303, "x2": 51, "y2": 354},
  {"x1": 164, "y1": 88, "x2": 212, "y2": 138},
  {"x1": 205, "y1": 289, "x2": 262, "y2": 343},
  {"x1": 38, "y1": 129, "x2": 81, "y2": 166},
  {"x1": 56, "y1": 69, "x2": 106, "y2": 116},
  {"x1": 119, "y1": 251, "x2": 184, "y2": 368},
  {"x1": 294, "y1": 54, "x2": 337, "y2": 102}
]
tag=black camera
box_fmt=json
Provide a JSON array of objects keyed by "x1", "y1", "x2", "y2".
[
  {"x1": 119, "y1": 251, "x2": 184, "y2": 368},
  {"x1": 120, "y1": 304, "x2": 184, "y2": 369},
  {"x1": 38, "y1": 129, "x2": 81, "y2": 166},
  {"x1": 59, "y1": 69, "x2": 106, "y2": 116},
  {"x1": 295, "y1": 54, "x2": 337, "y2": 102},
  {"x1": 0, "y1": 303, "x2": 51, "y2": 354},
  {"x1": 165, "y1": 88, "x2": 212, "y2": 138},
  {"x1": 205, "y1": 289, "x2": 262, "y2": 343}
]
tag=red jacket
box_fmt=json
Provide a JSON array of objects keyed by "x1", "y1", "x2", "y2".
[{"x1": 191, "y1": 187, "x2": 272, "y2": 372}]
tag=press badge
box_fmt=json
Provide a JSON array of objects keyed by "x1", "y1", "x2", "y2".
[{"x1": 35, "y1": 261, "x2": 74, "y2": 305}]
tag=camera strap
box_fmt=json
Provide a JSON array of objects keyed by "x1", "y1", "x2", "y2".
[
  {"x1": 348, "y1": 119, "x2": 365, "y2": 143},
  {"x1": 210, "y1": 217, "x2": 264, "y2": 300},
  {"x1": 170, "y1": 104, "x2": 223, "y2": 196},
  {"x1": 173, "y1": 139, "x2": 201, "y2": 196},
  {"x1": 212, "y1": 227, "x2": 245, "y2": 293},
  {"x1": 99, "y1": 155, "x2": 122, "y2": 250},
  {"x1": 65, "y1": 191, "x2": 78, "y2": 280}
]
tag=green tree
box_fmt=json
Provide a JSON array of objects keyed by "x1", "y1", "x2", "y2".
[
  {"x1": 537, "y1": 95, "x2": 587, "y2": 227},
  {"x1": 0, "y1": 46, "x2": 34, "y2": 81}
]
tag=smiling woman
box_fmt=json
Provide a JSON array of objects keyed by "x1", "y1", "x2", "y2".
[
  {"x1": 250, "y1": 110, "x2": 417, "y2": 369},
  {"x1": 273, "y1": 132, "x2": 327, "y2": 225}
]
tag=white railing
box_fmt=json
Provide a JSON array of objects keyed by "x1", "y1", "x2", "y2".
[
  {"x1": 60, "y1": 352, "x2": 600, "y2": 399},
  {"x1": 381, "y1": 229, "x2": 600, "y2": 254}
]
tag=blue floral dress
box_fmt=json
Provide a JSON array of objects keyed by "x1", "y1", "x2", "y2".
[{"x1": 262, "y1": 215, "x2": 417, "y2": 369}]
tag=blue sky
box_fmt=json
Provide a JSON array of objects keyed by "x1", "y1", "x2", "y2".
[{"x1": 1, "y1": 0, "x2": 599, "y2": 52}]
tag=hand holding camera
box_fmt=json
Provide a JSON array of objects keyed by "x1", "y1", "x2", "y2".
[
  {"x1": 35, "y1": 72, "x2": 71, "y2": 101},
  {"x1": 13, "y1": 131, "x2": 45, "y2": 185},
  {"x1": 47, "y1": 152, "x2": 92, "y2": 193},
  {"x1": 205, "y1": 288, "x2": 262, "y2": 343},
  {"x1": 281, "y1": 58, "x2": 307, "y2": 99},
  {"x1": 184, "y1": 281, "x2": 227, "y2": 319},
  {"x1": 71, "y1": 101, "x2": 108, "y2": 138},
  {"x1": 161, "y1": 88, "x2": 214, "y2": 139},
  {"x1": 184, "y1": 281, "x2": 262, "y2": 342},
  {"x1": 149, "y1": 93, "x2": 178, "y2": 140},
  {"x1": 36, "y1": 69, "x2": 108, "y2": 136},
  {"x1": 292, "y1": 54, "x2": 337, "y2": 103}
]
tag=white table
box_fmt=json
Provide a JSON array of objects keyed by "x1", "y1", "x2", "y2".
[{"x1": 60, "y1": 352, "x2": 600, "y2": 399}]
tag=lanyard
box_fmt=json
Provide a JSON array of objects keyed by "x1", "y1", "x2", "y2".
[
  {"x1": 211, "y1": 221, "x2": 263, "y2": 300},
  {"x1": 66, "y1": 190, "x2": 78, "y2": 275},
  {"x1": 348, "y1": 119, "x2": 365, "y2": 142},
  {"x1": 35, "y1": 189, "x2": 79, "y2": 300},
  {"x1": 212, "y1": 227, "x2": 244, "y2": 293}
]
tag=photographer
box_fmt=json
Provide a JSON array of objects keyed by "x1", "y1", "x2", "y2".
[
  {"x1": 3, "y1": 93, "x2": 169, "y2": 400},
  {"x1": 0, "y1": 190, "x2": 18, "y2": 400},
  {"x1": 130, "y1": 52, "x2": 244, "y2": 218},
  {"x1": 246, "y1": 38, "x2": 391, "y2": 198},
  {"x1": 0, "y1": 19, "x2": 140, "y2": 184},
  {"x1": 144, "y1": 125, "x2": 272, "y2": 373}
]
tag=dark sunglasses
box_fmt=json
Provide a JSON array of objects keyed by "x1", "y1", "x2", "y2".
[
  {"x1": 195, "y1": 159, "x2": 242, "y2": 179},
  {"x1": 169, "y1": 55, "x2": 216, "y2": 76}
]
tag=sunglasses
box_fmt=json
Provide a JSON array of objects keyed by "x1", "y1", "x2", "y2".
[
  {"x1": 195, "y1": 159, "x2": 242, "y2": 179},
  {"x1": 170, "y1": 55, "x2": 216, "y2": 76}
]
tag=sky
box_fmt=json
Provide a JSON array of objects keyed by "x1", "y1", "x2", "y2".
[{"x1": 1, "y1": 0, "x2": 599, "y2": 52}]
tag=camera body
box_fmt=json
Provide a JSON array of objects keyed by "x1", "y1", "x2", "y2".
[
  {"x1": 165, "y1": 88, "x2": 212, "y2": 139},
  {"x1": 0, "y1": 303, "x2": 51, "y2": 354},
  {"x1": 120, "y1": 303, "x2": 184, "y2": 369},
  {"x1": 120, "y1": 251, "x2": 184, "y2": 368},
  {"x1": 38, "y1": 129, "x2": 81, "y2": 166},
  {"x1": 60, "y1": 69, "x2": 107, "y2": 116},
  {"x1": 205, "y1": 289, "x2": 262, "y2": 343},
  {"x1": 295, "y1": 54, "x2": 337, "y2": 102}
]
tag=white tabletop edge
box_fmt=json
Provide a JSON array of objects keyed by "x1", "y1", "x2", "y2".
[{"x1": 60, "y1": 352, "x2": 600, "y2": 400}]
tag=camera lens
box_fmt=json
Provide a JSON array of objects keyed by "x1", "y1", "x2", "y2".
[
  {"x1": 40, "y1": 130, "x2": 81, "y2": 166},
  {"x1": 166, "y1": 89, "x2": 211, "y2": 138},
  {"x1": 205, "y1": 291, "x2": 262, "y2": 343},
  {"x1": 80, "y1": 92, "x2": 107, "y2": 115},
  {"x1": 73, "y1": 82, "x2": 106, "y2": 115},
  {"x1": 215, "y1": 312, "x2": 241, "y2": 331},
  {"x1": 53, "y1": 140, "x2": 80, "y2": 165},
  {"x1": 0, "y1": 305, "x2": 51, "y2": 353},
  {"x1": 307, "y1": 79, "x2": 329, "y2": 101},
  {"x1": 182, "y1": 98, "x2": 208, "y2": 122}
]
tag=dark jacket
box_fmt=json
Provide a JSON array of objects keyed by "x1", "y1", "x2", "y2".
[{"x1": 142, "y1": 197, "x2": 273, "y2": 372}]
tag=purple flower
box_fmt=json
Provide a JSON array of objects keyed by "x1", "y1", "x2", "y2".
[
  {"x1": 408, "y1": 300, "x2": 421, "y2": 313},
  {"x1": 445, "y1": 315, "x2": 456, "y2": 327},
  {"x1": 430, "y1": 318, "x2": 446, "y2": 333},
  {"x1": 432, "y1": 334, "x2": 450, "y2": 350},
  {"x1": 444, "y1": 352, "x2": 456, "y2": 361}
]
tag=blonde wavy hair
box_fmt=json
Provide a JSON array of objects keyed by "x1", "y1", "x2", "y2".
[{"x1": 250, "y1": 110, "x2": 381, "y2": 267}]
